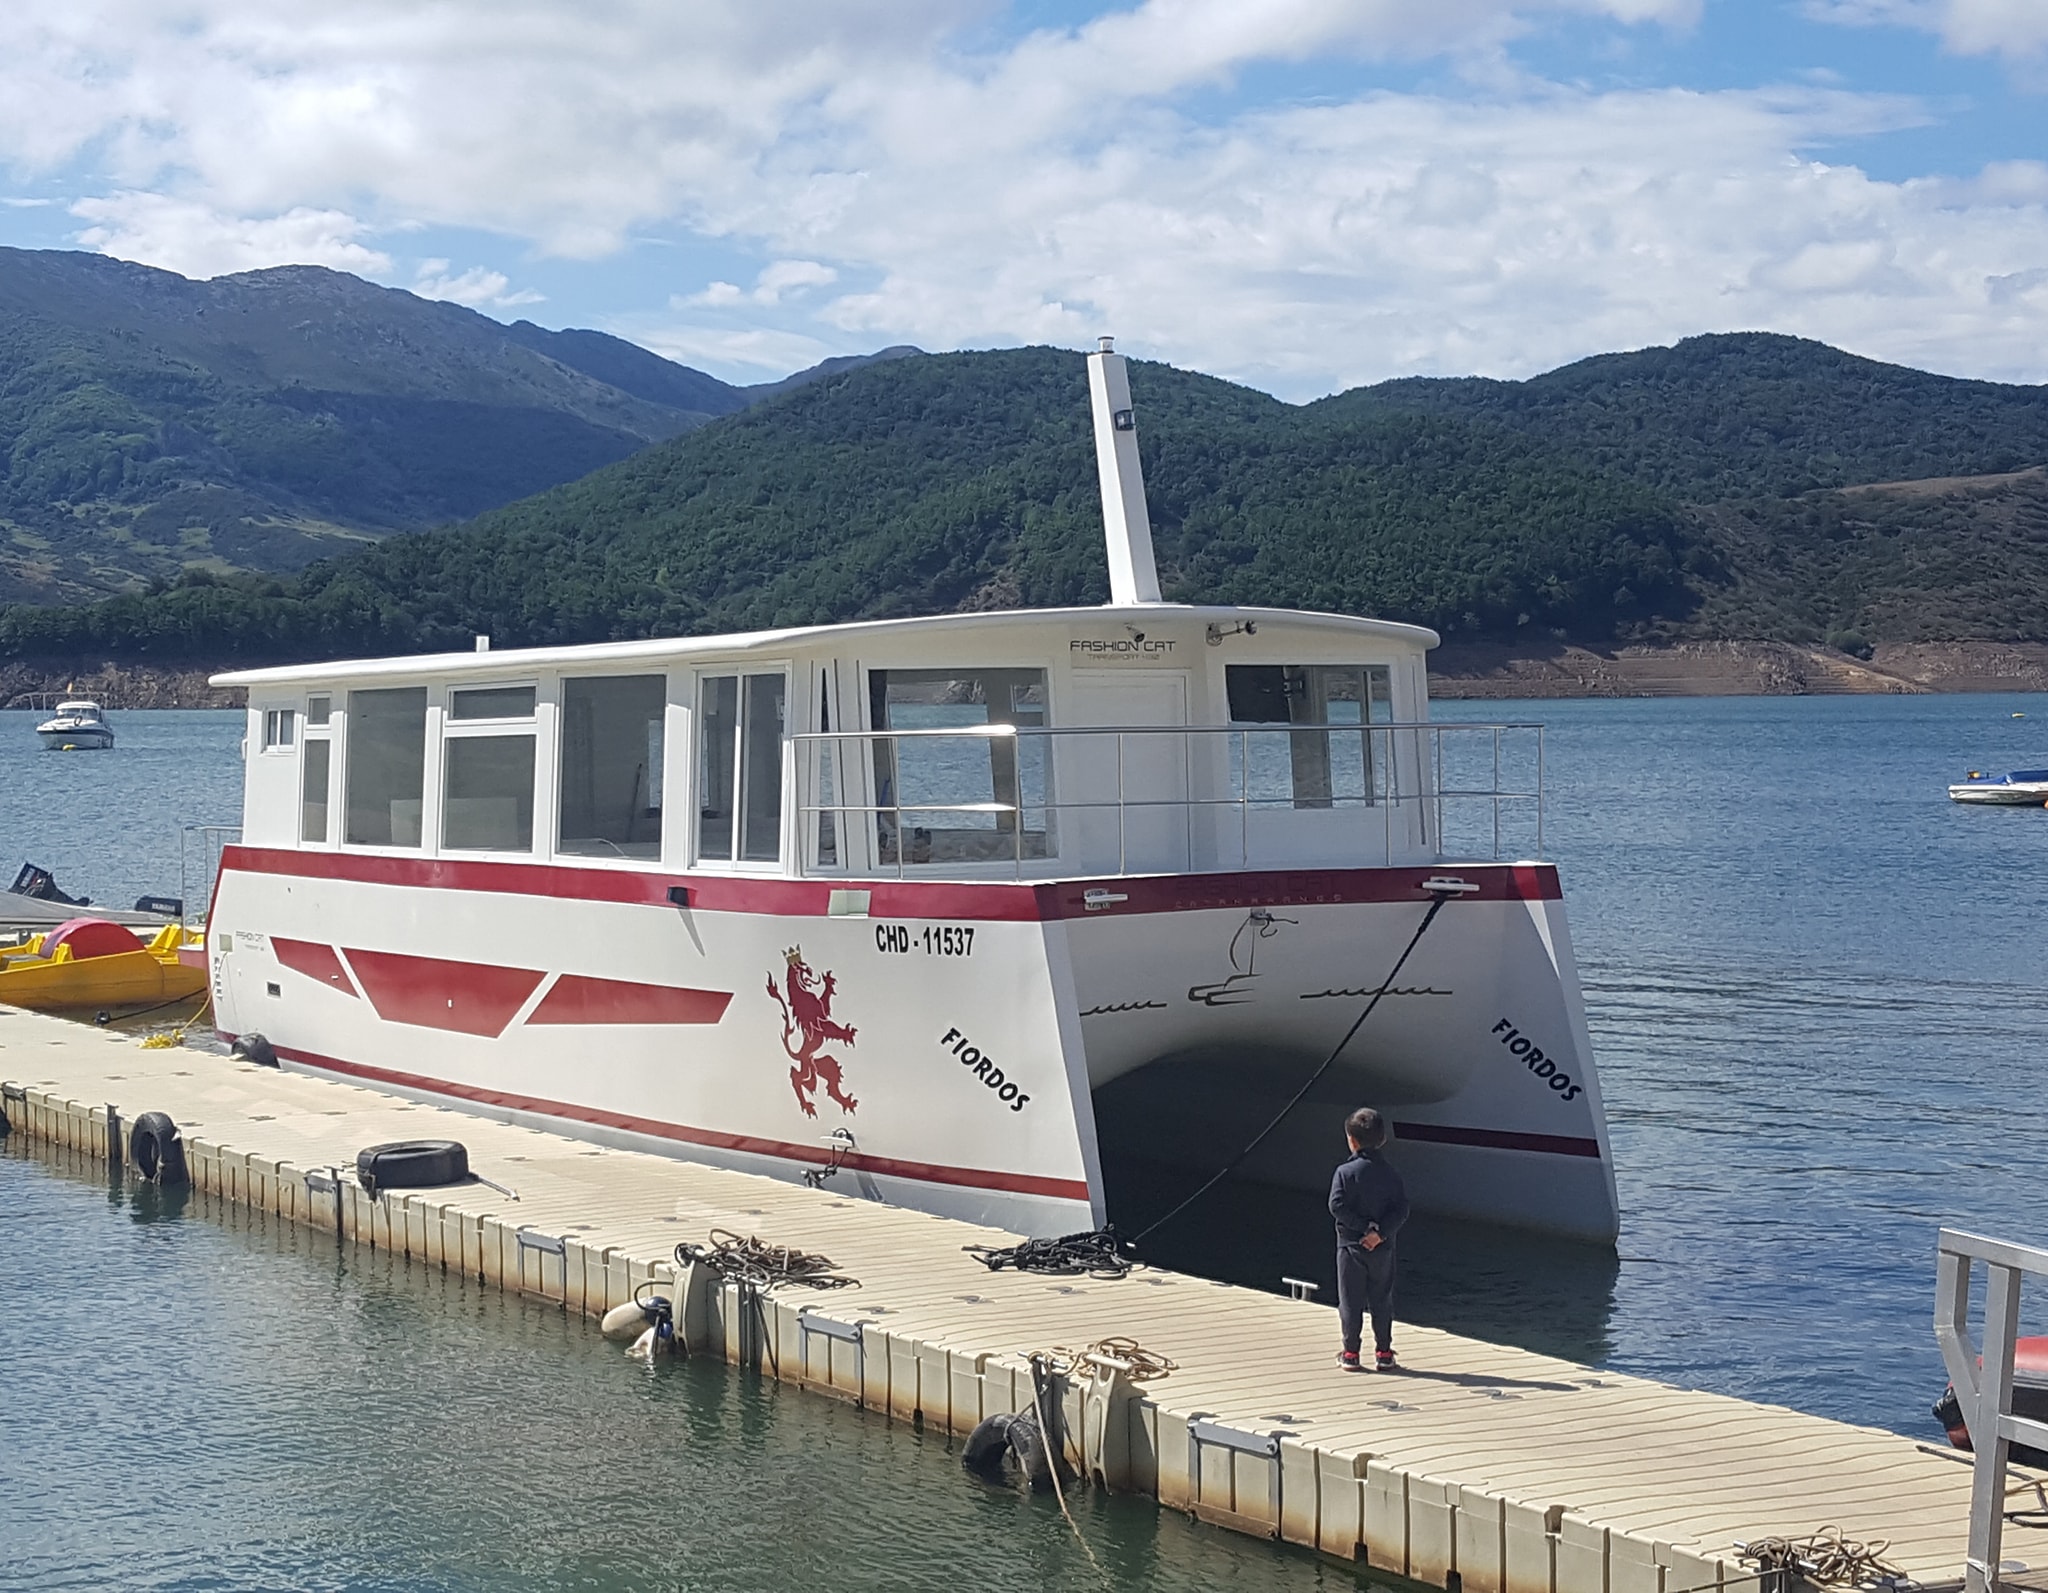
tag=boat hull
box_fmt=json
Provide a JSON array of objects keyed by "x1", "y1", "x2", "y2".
[
  {"x1": 37, "y1": 729, "x2": 114, "y2": 750},
  {"x1": 1949, "y1": 784, "x2": 2048, "y2": 805},
  {"x1": 207, "y1": 847, "x2": 1619, "y2": 1241}
]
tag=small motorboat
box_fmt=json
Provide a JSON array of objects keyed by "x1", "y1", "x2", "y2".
[
  {"x1": 1934, "y1": 1335, "x2": 2048, "y2": 1467},
  {"x1": 1948, "y1": 769, "x2": 2048, "y2": 805},
  {"x1": 35, "y1": 700, "x2": 114, "y2": 750},
  {"x1": 0, "y1": 918, "x2": 205, "y2": 1011}
]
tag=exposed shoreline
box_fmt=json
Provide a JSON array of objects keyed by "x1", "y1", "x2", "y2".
[
  {"x1": 6, "y1": 639, "x2": 2048, "y2": 709},
  {"x1": 1428, "y1": 639, "x2": 2048, "y2": 698}
]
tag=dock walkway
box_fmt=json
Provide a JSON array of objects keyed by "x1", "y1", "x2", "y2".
[{"x1": 3, "y1": 1003, "x2": 2039, "y2": 1591}]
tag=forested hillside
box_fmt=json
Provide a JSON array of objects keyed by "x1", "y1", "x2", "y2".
[
  {"x1": 0, "y1": 249, "x2": 759, "y2": 603},
  {"x1": 6, "y1": 327, "x2": 2048, "y2": 668},
  {"x1": 0, "y1": 347, "x2": 1708, "y2": 662},
  {"x1": 1343, "y1": 333, "x2": 2048, "y2": 500}
]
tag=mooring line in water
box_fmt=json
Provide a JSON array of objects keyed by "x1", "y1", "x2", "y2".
[
  {"x1": 1030, "y1": 1353, "x2": 1109, "y2": 1582},
  {"x1": 1130, "y1": 887, "x2": 1458, "y2": 1247}
]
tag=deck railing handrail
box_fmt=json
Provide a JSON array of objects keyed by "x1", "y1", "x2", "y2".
[
  {"x1": 1935, "y1": 1226, "x2": 2048, "y2": 1593},
  {"x1": 786, "y1": 720, "x2": 1544, "y2": 879}
]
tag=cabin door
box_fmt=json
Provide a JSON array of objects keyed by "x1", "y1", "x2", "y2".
[{"x1": 1061, "y1": 671, "x2": 1189, "y2": 875}]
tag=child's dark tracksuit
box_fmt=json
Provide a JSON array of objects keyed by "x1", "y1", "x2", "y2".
[{"x1": 1328, "y1": 1147, "x2": 1410, "y2": 1356}]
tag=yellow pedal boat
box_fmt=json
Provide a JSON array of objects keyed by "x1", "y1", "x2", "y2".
[{"x1": 0, "y1": 918, "x2": 206, "y2": 1011}]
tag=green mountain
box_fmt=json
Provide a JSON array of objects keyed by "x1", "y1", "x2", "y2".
[
  {"x1": 1338, "y1": 333, "x2": 2048, "y2": 500},
  {"x1": 7, "y1": 330, "x2": 2048, "y2": 667},
  {"x1": 0, "y1": 248, "x2": 767, "y2": 603}
]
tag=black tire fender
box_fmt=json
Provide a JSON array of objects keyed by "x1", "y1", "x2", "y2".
[
  {"x1": 1006, "y1": 1407, "x2": 1054, "y2": 1491},
  {"x1": 356, "y1": 1139, "x2": 470, "y2": 1197},
  {"x1": 130, "y1": 1110, "x2": 189, "y2": 1186},
  {"x1": 961, "y1": 1412, "x2": 1016, "y2": 1476},
  {"x1": 231, "y1": 1033, "x2": 278, "y2": 1068}
]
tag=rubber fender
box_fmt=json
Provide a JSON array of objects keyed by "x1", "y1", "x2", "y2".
[
  {"x1": 130, "y1": 1111, "x2": 189, "y2": 1186},
  {"x1": 356, "y1": 1139, "x2": 469, "y2": 1197},
  {"x1": 231, "y1": 1033, "x2": 278, "y2": 1068},
  {"x1": 961, "y1": 1412, "x2": 1016, "y2": 1477},
  {"x1": 602, "y1": 1299, "x2": 653, "y2": 1342},
  {"x1": 1005, "y1": 1408, "x2": 1055, "y2": 1492}
]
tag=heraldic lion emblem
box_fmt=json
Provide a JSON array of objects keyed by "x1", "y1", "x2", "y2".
[{"x1": 766, "y1": 946, "x2": 859, "y2": 1117}]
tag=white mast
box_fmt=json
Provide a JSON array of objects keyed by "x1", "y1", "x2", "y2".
[{"x1": 1086, "y1": 336, "x2": 1162, "y2": 605}]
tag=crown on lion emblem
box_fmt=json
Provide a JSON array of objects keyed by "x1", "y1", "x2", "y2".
[{"x1": 784, "y1": 945, "x2": 804, "y2": 965}]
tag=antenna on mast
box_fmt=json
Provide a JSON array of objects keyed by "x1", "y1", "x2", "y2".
[{"x1": 1087, "y1": 336, "x2": 1162, "y2": 606}]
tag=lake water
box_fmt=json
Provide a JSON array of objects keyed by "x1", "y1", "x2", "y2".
[{"x1": 4, "y1": 694, "x2": 2048, "y2": 1590}]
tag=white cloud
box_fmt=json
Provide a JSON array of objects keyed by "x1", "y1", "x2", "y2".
[
  {"x1": 685, "y1": 258, "x2": 838, "y2": 307},
  {"x1": 412, "y1": 258, "x2": 545, "y2": 307},
  {"x1": 1806, "y1": 0, "x2": 2048, "y2": 62},
  {"x1": 4, "y1": 1, "x2": 2048, "y2": 390},
  {"x1": 68, "y1": 192, "x2": 393, "y2": 278},
  {"x1": 632, "y1": 320, "x2": 837, "y2": 375}
]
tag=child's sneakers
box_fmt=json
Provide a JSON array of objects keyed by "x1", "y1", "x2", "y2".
[
  {"x1": 1337, "y1": 1349, "x2": 1363, "y2": 1372},
  {"x1": 1374, "y1": 1346, "x2": 1397, "y2": 1370}
]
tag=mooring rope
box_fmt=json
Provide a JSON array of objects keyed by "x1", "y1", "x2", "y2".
[
  {"x1": 1736, "y1": 1529, "x2": 1911, "y2": 1589},
  {"x1": 673, "y1": 1229, "x2": 859, "y2": 1292},
  {"x1": 1042, "y1": 1336, "x2": 1177, "y2": 1384},
  {"x1": 1130, "y1": 888, "x2": 1457, "y2": 1245},
  {"x1": 1028, "y1": 1354, "x2": 1110, "y2": 1582},
  {"x1": 965, "y1": 1228, "x2": 1134, "y2": 1279}
]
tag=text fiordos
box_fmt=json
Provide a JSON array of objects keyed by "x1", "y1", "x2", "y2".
[
  {"x1": 941, "y1": 1026, "x2": 1031, "y2": 1112},
  {"x1": 1493, "y1": 1018, "x2": 1583, "y2": 1102}
]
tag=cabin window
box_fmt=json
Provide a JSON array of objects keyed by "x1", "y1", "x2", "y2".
[
  {"x1": 306, "y1": 695, "x2": 331, "y2": 728},
  {"x1": 1227, "y1": 664, "x2": 1393, "y2": 809},
  {"x1": 867, "y1": 668, "x2": 1052, "y2": 864},
  {"x1": 558, "y1": 675, "x2": 665, "y2": 859},
  {"x1": 262, "y1": 708, "x2": 295, "y2": 750},
  {"x1": 443, "y1": 736, "x2": 536, "y2": 851},
  {"x1": 450, "y1": 684, "x2": 537, "y2": 721},
  {"x1": 344, "y1": 687, "x2": 428, "y2": 846},
  {"x1": 696, "y1": 672, "x2": 786, "y2": 864},
  {"x1": 300, "y1": 737, "x2": 331, "y2": 843}
]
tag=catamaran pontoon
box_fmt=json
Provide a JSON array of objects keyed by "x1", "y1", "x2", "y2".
[{"x1": 207, "y1": 340, "x2": 1620, "y2": 1242}]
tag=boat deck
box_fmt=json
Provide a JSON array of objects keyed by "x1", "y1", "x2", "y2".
[
  {"x1": 0, "y1": 897, "x2": 177, "y2": 938},
  {"x1": 4, "y1": 1002, "x2": 2042, "y2": 1591}
]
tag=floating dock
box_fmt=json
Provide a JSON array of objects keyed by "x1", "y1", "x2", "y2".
[{"x1": 3, "y1": 1003, "x2": 2041, "y2": 1592}]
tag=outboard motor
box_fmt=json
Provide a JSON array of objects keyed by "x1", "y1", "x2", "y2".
[{"x1": 1934, "y1": 1334, "x2": 2048, "y2": 1466}]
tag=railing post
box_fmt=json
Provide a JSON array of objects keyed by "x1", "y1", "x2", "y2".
[{"x1": 1968, "y1": 1260, "x2": 2021, "y2": 1593}]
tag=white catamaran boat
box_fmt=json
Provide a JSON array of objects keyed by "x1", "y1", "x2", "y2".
[
  {"x1": 207, "y1": 340, "x2": 1620, "y2": 1242},
  {"x1": 36, "y1": 700, "x2": 115, "y2": 750}
]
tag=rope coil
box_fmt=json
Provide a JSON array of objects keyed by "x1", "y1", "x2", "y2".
[
  {"x1": 965, "y1": 1228, "x2": 1133, "y2": 1279},
  {"x1": 673, "y1": 1229, "x2": 858, "y2": 1293},
  {"x1": 1044, "y1": 1336, "x2": 1177, "y2": 1383},
  {"x1": 1736, "y1": 1529, "x2": 1912, "y2": 1590}
]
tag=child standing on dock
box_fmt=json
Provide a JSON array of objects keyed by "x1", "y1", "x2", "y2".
[{"x1": 1331, "y1": 1107, "x2": 1409, "y2": 1371}]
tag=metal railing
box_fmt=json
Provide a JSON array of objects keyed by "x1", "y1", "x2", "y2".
[
  {"x1": 1936, "y1": 1228, "x2": 2048, "y2": 1593},
  {"x1": 179, "y1": 823, "x2": 242, "y2": 924},
  {"x1": 788, "y1": 720, "x2": 1543, "y2": 880}
]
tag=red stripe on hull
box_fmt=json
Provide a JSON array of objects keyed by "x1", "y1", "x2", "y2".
[
  {"x1": 343, "y1": 948, "x2": 544, "y2": 1039},
  {"x1": 272, "y1": 937, "x2": 358, "y2": 997},
  {"x1": 219, "y1": 845, "x2": 1562, "y2": 921},
  {"x1": 527, "y1": 974, "x2": 732, "y2": 1026},
  {"x1": 1392, "y1": 1121, "x2": 1602, "y2": 1158},
  {"x1": 256, "y1": 1040, "x2": 1092, "y2": 1202}
]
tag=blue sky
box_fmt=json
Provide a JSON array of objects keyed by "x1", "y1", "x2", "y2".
[{"x1": 1, "y1": 0, "x2": 2045, "y2": 398}]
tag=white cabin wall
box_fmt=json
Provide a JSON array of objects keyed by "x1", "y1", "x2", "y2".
[
  {"x1": 661, "y1": 668, "x2": 692, "y2": 870},
  {"x1": 243, "y1": 697, "x2": 302, "y2": 847}
]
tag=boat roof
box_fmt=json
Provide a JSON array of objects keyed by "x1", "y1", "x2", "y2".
[{"x1": 211, "y1": 603, "x2": 1440, "y2": 689}]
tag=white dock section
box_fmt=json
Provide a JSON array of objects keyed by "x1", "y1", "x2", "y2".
[{"x1": 3, "y1": 1003, "x2": 2042, "y2": 1591}]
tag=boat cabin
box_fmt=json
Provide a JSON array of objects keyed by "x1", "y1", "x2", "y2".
[{"x1": 220, "y1": 601, "x2": 1505, "y2": 883}]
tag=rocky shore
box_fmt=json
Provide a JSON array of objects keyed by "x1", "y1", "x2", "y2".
[{"x1": 1428, "y1": 639, "x2": 2048, "y2": 698}]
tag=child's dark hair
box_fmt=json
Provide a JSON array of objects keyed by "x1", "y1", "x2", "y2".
[{"x1": 1345, "y1": 1107, "x2": 1388, "y2": 1149}]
